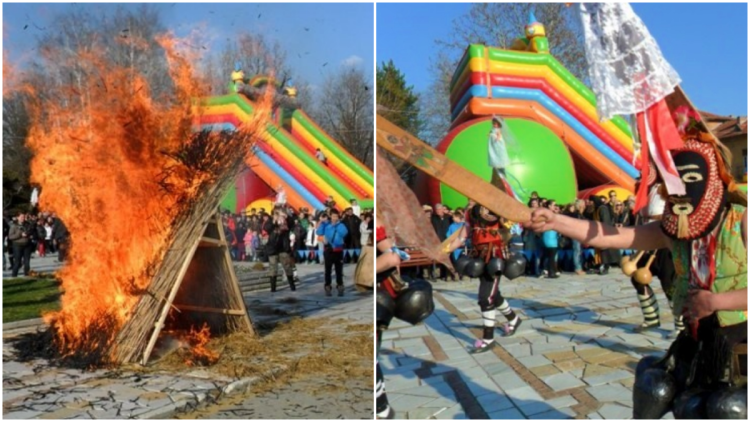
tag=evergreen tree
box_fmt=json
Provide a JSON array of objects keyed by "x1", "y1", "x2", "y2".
[{"x1": 376, "y1": 60, "x2": 421, "y2": 135}]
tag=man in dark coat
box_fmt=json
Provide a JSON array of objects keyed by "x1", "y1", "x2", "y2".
[
  {"x1": 593, "y1": 196, "x2": 619, "y2": 275},
  {"x1": 8, "y1": 213, "x2": 34, "y2": 277},
  {"x1": 51, "y1": 216, "x2": 70, "y2": 262},
  {"x1": 265, "y1": 209, "x2": 296, "y2": 292},
  {"x1": 343, "y1": 208, "x2": 362, "y2": 250}
]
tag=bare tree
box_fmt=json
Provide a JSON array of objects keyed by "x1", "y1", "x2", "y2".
[
  {"x1": 205, "y1": 33, "x2": 292, "y2": 95},
  {"x1": 2, "y1": 94, "x2": 33, "y2": 210},
  {"x1": 422, "y1": 3, "x2": 586, "y2": 144},
  {"x1": 314, "y1": 66, "x2": 374, "y2": 168},
  {"x1": 3, "y1": 5, "x2": 171, "y2": 204}
]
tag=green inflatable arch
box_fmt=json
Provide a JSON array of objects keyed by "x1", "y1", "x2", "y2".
[{"x1": 440, "y1": 118, "x2": 578, "y2": 207}]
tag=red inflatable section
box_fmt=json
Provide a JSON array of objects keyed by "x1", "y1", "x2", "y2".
[{"x1": 236, "y1": 166, "x2": 275, "y2": 213}]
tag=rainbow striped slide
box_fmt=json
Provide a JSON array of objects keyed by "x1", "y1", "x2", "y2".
[
  {"x1": 449, "y1": 44, "x2": 638, "y2": 191},
  {"x1": 194, "y1": 94, "x2": 373, "y2": 212}
]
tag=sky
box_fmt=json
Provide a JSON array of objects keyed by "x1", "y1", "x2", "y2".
[
  {"x1": 377, "y1": 2, "x2": 748, "y2": 117},
  {"x1": 3, "y1": 2, "x2": 375, "y2": 92}
]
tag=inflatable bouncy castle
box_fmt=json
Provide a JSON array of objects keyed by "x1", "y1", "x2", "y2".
[
  {"x1": 415, "y1": 14, "x2": 637, "y2": 208},
  {"x1": 198, "y1": 73, "x2": 374, "y2": 213}
]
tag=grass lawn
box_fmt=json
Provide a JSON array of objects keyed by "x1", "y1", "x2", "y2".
[{"x1": 3, "y1": 277, "x2": 61, "y2": 323}]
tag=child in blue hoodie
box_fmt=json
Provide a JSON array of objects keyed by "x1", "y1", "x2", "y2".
[{"x1": 446, "y1": 211, "x2": 467, "y2": 279}]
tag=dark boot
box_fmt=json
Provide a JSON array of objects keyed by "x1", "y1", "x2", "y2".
[
  {"x1": 287, "y1": 276, "x2": 296, "y2": 291},
  {"x1": 325, "y1": 285, "x2": 332, "y2": 296},
  {"x1": 337, "y1": 284, "x2": 345, "y2": 297},
  {"x1": 270, "y1": 276, "x2": 277, "y2": 293}
]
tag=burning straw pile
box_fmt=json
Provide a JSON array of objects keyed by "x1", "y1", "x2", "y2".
[
  {"x1": 15, "y1": 34, "x2": 271, "y2": 367},
  {"x1": 155, "y1": 318, "x2": 373, "y2": 388}
]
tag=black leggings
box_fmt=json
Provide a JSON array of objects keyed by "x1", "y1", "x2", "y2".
[
  {"x1": 477, "y1": 273, "x2": 505, "y2": 311},
  {"x1": 544, "y1": 247, "x2": 557, "y2": 275},
  {"x1": 376, "y1": 328, "x2": 390, "y2": 414}
]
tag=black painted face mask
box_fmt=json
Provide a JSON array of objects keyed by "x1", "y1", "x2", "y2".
[{"x1": 662, "y1": 140, "x2": 727, "y2": 240}]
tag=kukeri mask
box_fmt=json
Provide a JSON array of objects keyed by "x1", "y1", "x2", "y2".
[{"x1": 661, "y1": 139, "x2": 727, "y2": 240}]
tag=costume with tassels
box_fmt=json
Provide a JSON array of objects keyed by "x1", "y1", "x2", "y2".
[
  {"x1": 633, "y1": 118, "x2": 747, "y2": 420},
  {"x1": 573, "y1": 3, "x2": 745, "y2": 418}
]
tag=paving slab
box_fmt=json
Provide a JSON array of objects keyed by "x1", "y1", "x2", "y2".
[
  {"x1": 380, "y1": 272, "x2": 675, "y2": 419},
  {"x1": 586, "y1": 383, "x2": 632, "y2": 403},
  {"x1": 4, "y1": 263, "x2": 371, "y2": 420},
  {"x1": 597, "y1": 403, "x2": 633, "y2": 419}
]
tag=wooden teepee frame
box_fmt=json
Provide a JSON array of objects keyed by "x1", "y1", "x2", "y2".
[
  {"x1": 111, "y1": 207, "x2": 255, "y2": 365},
  {"x1": 139, "y1": 212, "x2": 253, "y2": 365}
]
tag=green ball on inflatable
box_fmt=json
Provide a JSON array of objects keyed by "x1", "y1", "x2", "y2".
[{"x1": 437, "y1": 118, "x2": 578, "y2": 208}]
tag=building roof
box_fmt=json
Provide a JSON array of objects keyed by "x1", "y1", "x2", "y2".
[{"x1": 698, "y1": 110, "x2": 747, "y2": 140}]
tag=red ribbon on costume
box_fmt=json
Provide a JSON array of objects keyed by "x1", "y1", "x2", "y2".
[
  {"x1": 634, "y1": 99, "x2": 685, "y2": 212},
  {"x1": 376, "y1": 226, "x2": 386, "y2": 243}
]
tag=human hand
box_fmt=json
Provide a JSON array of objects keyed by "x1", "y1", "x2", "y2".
[
  {"x1": 684, "y1": 289, "x2": 715, "y2": 321},
  {"x1": 524, "y1": 208, "x2": 555, "y2": 233}
]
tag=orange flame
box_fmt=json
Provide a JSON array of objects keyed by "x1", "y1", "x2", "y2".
[
  {"x1": 19, "y1": 32, "x2": 271, "y2": 363},
  {"x1": 183, "y1": 323, "x2": 219, "y2": 366}
]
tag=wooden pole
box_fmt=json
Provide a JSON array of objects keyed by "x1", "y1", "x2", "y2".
[
  {"x1": 215, "y1": 214, "x2": 255, "y2": 335},
  {"x1": 172, "y1": 304, "x2": 247, "y2": 316},
  {"x1": 139, "y1": 217, "x2": 208, "y2": 365}
]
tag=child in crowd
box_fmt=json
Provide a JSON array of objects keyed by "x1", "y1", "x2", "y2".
[
  {"x1": 541, "y1": 203, "x2": 560, "y2": 279},
  {"x1": 446, "y1": 211, "x2": 467, "y2": 280}
]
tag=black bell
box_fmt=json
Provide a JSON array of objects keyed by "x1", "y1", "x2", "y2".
[
  {"x1": 632, "y1": 368, "x2": 677, "y2": 419},
  {"x1": 394, "y1": 279, "x2": 435, "y2": 325},
  {"x1": 465, "y1": 258, "x2": 485, "y2": 278},
  {"x1": 673, "y1": 389, "x2": 710, "y2": 419},
  {"x1": 486, "y1": 257, "x2": 505, "y2": 276},
  {"x1": 503, "y1": 252, "x2": 527, "y2": 280},
  {"x1": 706, "y1": 387, "x2": 747, "y2": 420},
  {"x1": 455, "y1": 256, "x2": 472, "y2": 277}
]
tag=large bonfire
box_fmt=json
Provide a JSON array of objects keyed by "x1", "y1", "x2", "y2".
[{"x1": 11, "y1": 32, "x2": 270, "y2": 366}]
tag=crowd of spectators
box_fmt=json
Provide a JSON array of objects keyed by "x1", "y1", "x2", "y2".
[
  {"x1": 422, "y1": 190, "x2": 639, "y2": 280},
  {"x1": 219, "y1": 200, "x2": 374, "y2": 266},
  {"x1": 3, "y1": 210, "x2": 69, "y2": 277}
]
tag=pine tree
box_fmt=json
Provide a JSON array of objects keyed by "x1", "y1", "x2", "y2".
[{"x1": 376, "y1": 60, "x2": 421, "y2": 135}]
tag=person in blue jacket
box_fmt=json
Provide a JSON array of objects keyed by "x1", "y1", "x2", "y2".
[
  {"x1": 541, "y1": 207, "x2": 560, "y2": 279},
  {"x1": 316, "y1": 209, "x2": 349, "y2": 296},
  {"x1": 446, "y1": 211, "x2": 467, "y2": 280}
]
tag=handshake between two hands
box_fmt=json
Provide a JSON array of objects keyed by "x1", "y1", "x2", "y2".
[{"x1": 523, "y1": 208, "x2": 555, "y2": 233}]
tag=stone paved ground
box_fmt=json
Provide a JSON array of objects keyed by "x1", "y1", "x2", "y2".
[
  {"x1": 3, "y1": 255, "x2": 372, "y2": 419},
  {"x1": 180, "y1": 377, "x2": 372, "y2": 419},
  {"x1": 381, "y1": 271, "x2": 679, "y2": 419}
]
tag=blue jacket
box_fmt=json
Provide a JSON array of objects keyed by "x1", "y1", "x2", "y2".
[
  {"x1": 446, "y1": 222, "x2": 466, "y2": 261},
  {"x1": 542, "y1": 230, "x2": 559, "y2": 249},
  {"x1": 316, "y1": 221, "x2": 349, "y2": 250}
]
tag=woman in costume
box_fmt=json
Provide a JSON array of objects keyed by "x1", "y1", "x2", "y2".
[{"x1": 526, "y1": 127, "x2": 747, "y2": 419}]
